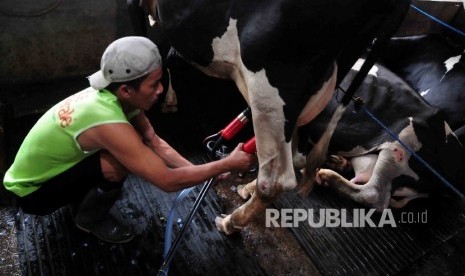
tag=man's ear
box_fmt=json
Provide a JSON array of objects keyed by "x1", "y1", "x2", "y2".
[{"x1": 117, "y1": 84, "x2": 132, "y2": 99}]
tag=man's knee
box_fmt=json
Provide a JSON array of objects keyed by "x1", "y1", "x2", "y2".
[
  {"x1": 106, "y1": 170, "x2": 128, "y2": 183},
  {"x1": 99, "y1": 151, "x2": 129, "y2": 183}
]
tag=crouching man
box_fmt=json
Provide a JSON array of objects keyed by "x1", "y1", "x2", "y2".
[{"x1": 3, "y1": 36, "x2": 255, "y2": 243}]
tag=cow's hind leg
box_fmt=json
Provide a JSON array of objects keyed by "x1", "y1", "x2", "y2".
[
  {"x1": 390, "y1": 187, "x2": 429, "y2": 208},
  {"x1": 237, "y1": 179, "x2": 256, "y2": 200},
  {"x1": 299, "y1": 105, "x2": 347, "y2": 195},
  {"x1": 315, "y1": 168, "x2": 389, "y2": 210},
  {"x1": 316, "y1": 148, "x2": 404, "y2": 210},
  {"x1": 216, "y1": 181, "x2": 282, "y2": 235}
]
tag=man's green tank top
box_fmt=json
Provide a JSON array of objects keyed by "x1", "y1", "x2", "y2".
[{"x1": 3, "y1": 88, "x2": 138, "y2": 197}]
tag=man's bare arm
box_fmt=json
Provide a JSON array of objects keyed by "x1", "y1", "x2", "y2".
[
  {"x1": 131, "y1": 111, "x2": 192, "y2": 168},
  {"x1": 82, "y1": 123, "x2": 254, "y2": 192}
]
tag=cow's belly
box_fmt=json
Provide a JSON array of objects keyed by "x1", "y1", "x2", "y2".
[{"x1": 297, "y1": 64, "x2": 338, "y2": 127}]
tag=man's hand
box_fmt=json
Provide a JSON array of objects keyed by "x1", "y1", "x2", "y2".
[
  {"x1": 224, "y1": 143, "x2": 256, "y2": 172},
  {"x1": 216, "y1": 172, "x2": 231, "y2": 181}
]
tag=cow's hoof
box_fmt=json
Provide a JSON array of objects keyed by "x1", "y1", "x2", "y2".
[
  {"x1": 326, "y1": 155, "x2": 350, "y2": 171},
  {"x1": 215, "y1": 214, "x2": 238, "y2": 235},
  {"x1": 315, "y1": 169, "x2": 330, "y2": 187},
  {"x1": 237, "y1": 185, "x2": 252, "y2": 200}
]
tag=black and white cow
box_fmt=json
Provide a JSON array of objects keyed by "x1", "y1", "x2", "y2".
[
  {"x1": 302, "y1": 61, "x2": 465, "y2": 209},
  {"x1": 381, "y1": 34, "x2": 465, "y2": 144},
  {"x1": 146, "y1": 0, "x2": 411, "y2": 234},
  {"x1": 239, "y1": 60, "x2": 465, "y2": 210}
]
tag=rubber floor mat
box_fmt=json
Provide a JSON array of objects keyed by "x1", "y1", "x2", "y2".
[
  {"x1": 12, "y1": 159, "x2": 266, "y2": 276},
  {"x1": 273, "y1": 186, "x2": 465, "y2": 276}
]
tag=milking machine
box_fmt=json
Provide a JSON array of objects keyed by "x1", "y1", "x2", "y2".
[{"x1": 157, "y1": 107, "x2": 256, "y2": 276}]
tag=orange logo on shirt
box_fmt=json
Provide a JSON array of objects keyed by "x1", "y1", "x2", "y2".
[
  {"x1": 56, "y1": 90, "x2": 90, "y2": 128},
  {"x1": 58, "y1": 104, "x2": 74, "y2": 128}
]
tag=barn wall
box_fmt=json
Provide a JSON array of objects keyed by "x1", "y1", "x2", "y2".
[
  {"x1": 0, "y1": 0, "x2": 133, "y2": 85},
  {"x1": 0, "y1": 0, "x2": 137, "y2": 174},
  {"x1": 395, "y1": 0, "x2": 465, "y2": 37},
  {"x1": 1, "y1": 1, "x2": 464, "y2": 87}
]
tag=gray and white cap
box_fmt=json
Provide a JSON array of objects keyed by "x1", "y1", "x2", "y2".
[{"x1": 88, "y1": 36, "x2": 161, "y2": 90}]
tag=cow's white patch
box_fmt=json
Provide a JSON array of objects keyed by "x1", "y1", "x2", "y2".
[
  {"x1": 420, "y1": 89, "x2": 430, "y2": 96},
  {"x1": 445, "y1": 122, "x2": 454, "y2": 137},
  {"x1": 342, "y1": 117, "x2": 421, "y2": 180},
  {"x1": 143, "y1": 0, "x2": 159, "y2": 26},
  {"x1": 204, "y1": 18, "x2": 297, "y2": 191},
  {"x1": 444, "y1": 53, "x2": 462, "y2": 74},
  {"x1": 352, "y1": 58, "x2": 378, "y2": 77},
  {"x1": 379, "y1": 117, "x2": 421, "y2": 180},
  {"x1": 390, "y1": 186, "x2": 428, "y2": 209},
  {"x1": 444, "y1": 122, "x2": 463, "y2": 147},
  {"x1": 350, "y1": 154, "x2": 378, "y2": 184},
  {"x1": 340, "y1": 145, "x2": 377, "y2": 157}
]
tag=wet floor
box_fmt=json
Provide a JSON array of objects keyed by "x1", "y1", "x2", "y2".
[{"x1": 2, "y1": 75, "x2": 465, "y2": 275}]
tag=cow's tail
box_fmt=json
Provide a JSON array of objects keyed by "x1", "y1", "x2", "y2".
[
  {"x1": 161, "y1": 47, "x2": 180, "y2": 113},
  {"x1": 299, "y1": 104, "x2": 347, "y2": 196}
]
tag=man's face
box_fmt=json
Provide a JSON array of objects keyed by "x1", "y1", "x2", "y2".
[{"x1": 132, "y1": 67, "x2": 164, "y2": 111}]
